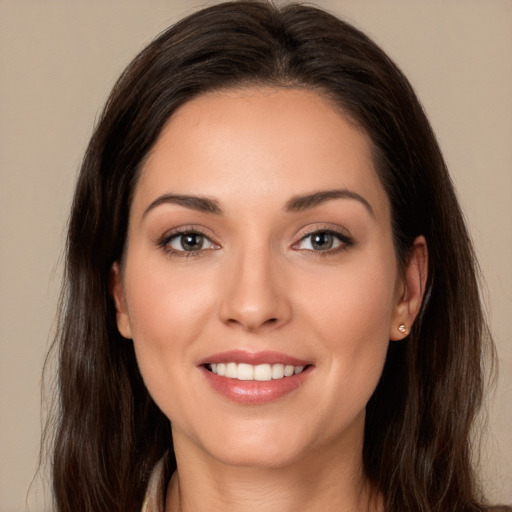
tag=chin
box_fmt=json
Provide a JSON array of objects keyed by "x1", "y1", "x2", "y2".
[
  {"x1": 209, "y1": 441, "x2": 306, "y2": 469},
  {"x1": 178, "y1": 418, "x2": 311, "y2": 469}
]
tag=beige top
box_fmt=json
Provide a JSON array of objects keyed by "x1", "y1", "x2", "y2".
[{"x1": 141, "y1": 456, "x2": 166, "y2": 512}]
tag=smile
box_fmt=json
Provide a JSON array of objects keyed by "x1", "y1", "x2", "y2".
[
  {"x1": 208, "y1": 362, "x2": 305, "y2": 381},
  {"x1": 200, "y1": 350, "x2": 313, "y2": 404}
]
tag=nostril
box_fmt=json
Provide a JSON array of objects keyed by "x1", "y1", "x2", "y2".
[{"x1": 225, "y1": 315, "x2": 279, "y2": 332}]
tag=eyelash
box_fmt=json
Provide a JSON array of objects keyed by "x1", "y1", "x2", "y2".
[
  {"x1": 157, "y1": 226, "x2": 354, "y2": 258},
  {"x1": 293, "y1": 228, "x2": 354, "y2": 256},
  {"x1": 157, "y1": 227, "x2": 218, "y2": 258}
]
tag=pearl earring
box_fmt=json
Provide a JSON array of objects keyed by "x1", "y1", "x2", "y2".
[{"x1": 398, "y1": 323, "x2": 407, "y2": 334}]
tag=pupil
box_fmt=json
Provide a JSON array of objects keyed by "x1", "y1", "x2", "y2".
[
  {"x1": 312, "y1": 232, "x2": 333, "y2": 250},
  {"x1": 182, "y1": 233, "x2": 203, "y2": 251}
]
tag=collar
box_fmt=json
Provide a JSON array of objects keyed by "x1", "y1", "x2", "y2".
[{"x1": 141, "y1": 455, "x2": 166, "y2": 512}]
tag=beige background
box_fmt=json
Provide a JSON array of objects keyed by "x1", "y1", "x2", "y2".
[{"x1": 0, "y1": 1, "x2": 511, "y2": 510}]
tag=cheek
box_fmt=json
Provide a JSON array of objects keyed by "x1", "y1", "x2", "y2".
[
  {"x1": 125, "y1": 255, "x2": 216, "y2": 338},
  {"x1": 300, "y1": 251, "x2": 397, "y2": 399},
  {"x1": 303, "y1": 251, "x2": 397, "y2": 339},
  {"x1": 121, "y1": 258, "x2": 217, "y2": 401}
]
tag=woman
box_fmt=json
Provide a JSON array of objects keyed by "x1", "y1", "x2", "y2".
[{"x1": 48, "y1": 1, "x2": 509, "y2": 511}]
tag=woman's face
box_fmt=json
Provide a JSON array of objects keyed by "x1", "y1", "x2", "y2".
[{"x1": 112, "y1": 87, "x2": 424, "y2": 469}]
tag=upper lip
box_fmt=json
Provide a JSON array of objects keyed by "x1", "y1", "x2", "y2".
[{"x1": 198, "y1": 350, "x2": 312, "y2": 367}]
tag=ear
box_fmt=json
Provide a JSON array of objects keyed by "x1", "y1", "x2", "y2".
[
  {"x1": 390, "y1": 236, "x2": 428, "y2": 340},
  {"x1": 109, "y1": 262, "x2": 133, "y2": 339}
]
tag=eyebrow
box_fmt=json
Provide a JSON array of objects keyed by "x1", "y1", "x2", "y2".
[
  {"x1": 142, "y1": 188, "x2": 374, "y2": 218},
  {"x1": 142, "y1": 194, "x2": 222, "y2": 218},
  {"x1": 285, "y1": 189, "x2": 374, "y2": 217}
]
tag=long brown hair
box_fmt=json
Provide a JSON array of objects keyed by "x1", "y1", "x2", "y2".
[{"x1": 48, "y1": 2, "x2": 502, "y2": 511}]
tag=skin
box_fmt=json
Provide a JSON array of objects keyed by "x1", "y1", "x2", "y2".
[{"x1": 111, "y1": 87, "x2": 427, "y2": 512}]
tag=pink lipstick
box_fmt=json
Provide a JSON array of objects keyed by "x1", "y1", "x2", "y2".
[{"x1": 199, "y1": 350, "x2": 313, "y2": 404}]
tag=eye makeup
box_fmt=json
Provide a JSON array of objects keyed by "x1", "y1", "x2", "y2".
[{"x1": 156, "y1": 225, "x2": 220, "y2": 258}]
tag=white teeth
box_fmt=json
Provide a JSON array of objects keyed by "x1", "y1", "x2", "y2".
[
  {"x1": 237, "y1": 363, "x2": 254, "y2": 380},
  {"x1": 271, "y1": 363, "x2": 284, "y2": 379},
  {"x1": 209, "y1": 362, "x2": 306, "y2": 381},
  {"x1": 254, "y1": 364, "x2": 272, "y2": 381},
  {"x1": 284, "y1": 365, "x2": 295, "y2": 377},
  {"x1": 225, "y1": 362, "x2": 237, "y2": 378}
]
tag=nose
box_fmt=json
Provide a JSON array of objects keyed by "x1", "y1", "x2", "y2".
[{"x1": 219, "y1": 245, "x2": 292, "y2": 333}]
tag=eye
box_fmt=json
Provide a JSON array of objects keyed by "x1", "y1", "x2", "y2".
[
  {"x1": 294, "y1": 230, "x2": 352, "y2": 252},
  {"x1": 163, "y1": 231, "x2": 217, "y2": 253}
]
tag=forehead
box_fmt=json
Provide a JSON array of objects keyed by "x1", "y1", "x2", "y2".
[{"x1": 134, "y1": 87, "x2": 389, "y2": 219}]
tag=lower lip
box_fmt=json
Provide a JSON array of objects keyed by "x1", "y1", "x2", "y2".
[{"x1": 201, "y1": 366, "x2": 312, "y2": 404}]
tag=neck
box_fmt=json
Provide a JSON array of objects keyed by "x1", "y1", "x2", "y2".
[{"x1": 165, "y1": 430, "x2": 382, "y2": 512}]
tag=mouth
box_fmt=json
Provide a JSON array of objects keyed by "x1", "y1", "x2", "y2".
[
  {"x1": 206, "y1": 362, "x2": 307, "y2": 381},
  {"x1": 199, "y1": 350, "x2": 313, "y2": 404}
]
